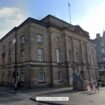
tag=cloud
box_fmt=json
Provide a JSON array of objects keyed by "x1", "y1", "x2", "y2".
[{"x1": 0, "y1": 7, "x2": 27, "y2": 39}]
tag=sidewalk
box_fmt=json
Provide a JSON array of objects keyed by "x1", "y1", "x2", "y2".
[
  {"x1": 30, "y1": 87, "x2": 105, "y2": 105},
  {"x1": 21, "y1": 87, "x2": 105, "y2": 105},
  {"x1": 20, "y1": 87, "x2": 73, "y2": 96},
  {"x1": 1, "y1": 86, "x2": 105, "y2": 105}
]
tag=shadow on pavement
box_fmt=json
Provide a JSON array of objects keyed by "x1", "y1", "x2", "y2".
[
  {"x1": 40, "y1": 89, "x2": 80, "y2": 95},
  {"x1": 82, "y1": 91, "x2": 96, "y2": 95}
]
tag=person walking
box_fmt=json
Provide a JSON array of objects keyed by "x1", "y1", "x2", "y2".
[
  {"x1": 14, "y1": 81, "x2": 18, "y2": 93},
  {"x1": 89, "y1": 81, "x2": 94, "y2": 92},
  {"x1": 95, "y1": 81, "x2": 100, "y2": 93}
]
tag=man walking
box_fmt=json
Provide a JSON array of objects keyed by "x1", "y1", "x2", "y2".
[{"x1": 14, "y1": 81, "x2": 18, "y2": 93}]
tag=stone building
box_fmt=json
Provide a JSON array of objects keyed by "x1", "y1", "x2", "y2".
[
  {"x1": 0, "y1": 15, "x2": 98, "y2": 88},
  {"x1": 92, "y1": 32, "x2": 105, "y2": 83}
]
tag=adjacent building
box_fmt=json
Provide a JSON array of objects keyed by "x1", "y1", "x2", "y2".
[
  {"x1": 92, "y1": 32, "x2": 105, "y2": 83},
  {"x1": 0, "y1": 15, "x2": 98, "y2": 88}
]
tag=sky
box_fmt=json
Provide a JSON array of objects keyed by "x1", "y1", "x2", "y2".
[{"x1": 0, "y1": 0, "x2": 105, "y2": 39}]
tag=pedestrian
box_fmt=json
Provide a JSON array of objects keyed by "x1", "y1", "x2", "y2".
[
  {"x1": 89, "y1": 81, "x2": 94, "y2": 92},
  {"x1": 14, "y1": 81, "x2": 18, "y2": 93},
  {"x1": 95, "y1": 82, "x2": 100, "y2": 93}
]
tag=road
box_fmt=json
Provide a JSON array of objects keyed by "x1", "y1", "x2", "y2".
[
  {"x1": 0, "y1": 86, "x2": 36, "y2": 105},
  {"x1": 1, "y1": 86, "x2": 105, "y2": 105},
  {"x1": 32, "y1": 88, "x2": 105, "y2": 105}
]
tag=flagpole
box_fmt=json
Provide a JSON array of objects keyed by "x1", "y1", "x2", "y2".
[{"x1": 68, "y1": 2, "x2": 71, "y2": 24}]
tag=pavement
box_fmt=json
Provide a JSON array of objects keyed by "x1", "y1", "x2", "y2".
[
  {"x1": 1, "y1": 86, "x2": 105, "y2": 105},
  {"x1": 23, "y1": 87, "x2": 105, "y2": 105}
]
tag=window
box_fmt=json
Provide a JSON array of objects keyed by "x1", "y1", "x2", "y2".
[
  {"x1": 20, "y1": 36, "x2": 25, "y2": 45},
  {"x1": 2, "y1": 45, "x2": 6, "y2": 66},
  {"x1": 37, "y1": 72, "x2": 45, "y2": 82},
  {"x1": 8, "y1": 41, "x2": 12, "y2": 50},
  {"x1": 103, "y1": 57, "x2": 105, "y2": 61},
  {"x1": 68, "y1": 50, "x2": 72, "y2": 63},
  {"x1": 8, "y1": 54, "x2": 11, "y2": 64},
  {"x1": 101, "y1": 48, "x2": 105, "y2": 53},
  {"x1": 37, "y1": 48, "x2": 44, "y2": 62},
  {"x1": 94, "y1": 44, "x2": 97, "y2": 47},
  {"x1": 99, "y1": 65, "x2": 102, "y2": 69},
  {"x1": 80, "y1": 71, "x2": 85, "y2": 79},
  {"x1": 56, "y1": 48, "x2": 61, "y2": 63},
  {"x1": 21, "y1": 50, "x2": 25, "y2": 62},
  {"x1": 37, "y1": 35, "x2": 43, "y2": 43},
  {"x1": 8, "y1": 42, "x2": 12, "y2": 63},
  {"x1": 3, "y1": 45, "x2": 6, "y2": 53},
  {"x1": 20, "y1": 69, "x2": 25, "y2": 82},
  {"x1": 58, "y1": 71, "x2": 63, "y2": 81},
  {"x1": 75, "y1": 52, "x2": 79, "y2": 63},
  {"x1": 101, "y1": 42, "x2": 104, "y2": 46},
  {"x1": 56, "y1": 37, "x2": 59, "y2": 42}
]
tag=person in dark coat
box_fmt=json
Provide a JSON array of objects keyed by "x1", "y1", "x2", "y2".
[
  {"x1": 14, "y1": 81, "x2": 18, "y2": 93},
  {"x1": 95, "y1": 82, "x2": 100, "y2": 92}
]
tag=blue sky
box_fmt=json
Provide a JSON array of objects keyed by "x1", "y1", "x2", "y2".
[{"x1": 0, "y1": 0, "x2": 105, "y2": 39}]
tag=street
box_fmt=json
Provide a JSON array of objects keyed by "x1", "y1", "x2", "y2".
[
  {"x1": 1, "y1": 86, "x2": 105, "y2": 105},
  {"x1": 0, "y1": 86, "x2": 36, "y2": 105}
]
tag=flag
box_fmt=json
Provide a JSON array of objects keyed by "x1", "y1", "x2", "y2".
[{"x1": 68, "y1": 2, "x2": 70, "y2": 7}]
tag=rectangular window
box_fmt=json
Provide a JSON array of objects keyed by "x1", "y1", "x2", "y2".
[
  {"x1": 58, "y1": 71, "x2": 63, "y2": 81},
  {"x1": 20, "y1": 69, "x2": 25, "y2": 82},
  {"x1": 101, "y1": 48, "x2": 105, "y2": 53},
  {"x1": 20, "y1": 36, "x2": 25, "y2": 45},
  {"x1": 56, "y1": 37, "x2": 59, "y2": 42},
  {"x1": 103, "y1": 57, "x2": 105, "y2": 61},
  {"x1": 8, "y1": 42, "x2": 12, "y2": 64},
  {"x1": 3, "y1": 45, "x2": 6, "y2": 53},
  {"x1": 37, "y1": 48, "x2": 44, "y2": 62},
  {"x1": 68, "y1": 50, "x2": 72, "y2": 63},
  {"x1": 101, "y1": 42, "x2": 104, "y2": 46},
  {"x1": 37, "y1": 72, "x2": 45, "y2": 82},
  {"x1": 56, "y1": 48, "x2": 61, "y2": 63},
  {"x1": 75, "y1": 52, "x2": 79, "y2": 63},
  {"x1": 21, "y1": 50, "x2": 25, "y2": 62},
  {"x1": 37, "y1": 35, "x2": 43, "y2": 43},
  {"x1": 2, "y1": 45, "x2": 6, "y2": 67},
  {"x1": 8, "y1": 41, "x2": 12, "y2": 50}
]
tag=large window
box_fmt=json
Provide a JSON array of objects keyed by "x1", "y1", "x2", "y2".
[
  {"x1": 58, "y1": 71, "x2": 63, "y2": 81},
  {"x1": 56, "y1": 37, "x2": 59, "y2": 42},
  {"x1": 56, "y1": 48, "x2": 61, "y2": 63},
  {"x1": 37, "y1": 48, "x2": 44, "y2": 62},
  {"x1": 21, "y1": 50, "x2": 25, "y2": 62},
  {"x1": 75, "y1": 52, "x2": 79, "y2": 63},
  {"x1": 101, "y1": 48, "x2": 105, "y2": 53},
  {"x1": 37, "y1": 72, "x2": 45, "y2": 82},
  {"x1": 3, "y1": 45, "x2": 6, "y2": 53},
  {"x1": 36, "y1": 35, "x2": 43, "y2": 43},
  {"x1": 8, "y1": 41, "x2": 12, "y2": 64},
  {"x1": 2, "y1": 45, "x2": 6, "y2": 67},
  {"x1": 8, "y1": 41, "x2": 12, "y2": 50},
  {"x1": 101, "y1": 42, "x2": 104, "y2": 46},
  {"x1": 103, "y1": 57, "x2": 105, "y2": 61},
  {"x1": 68, "y1": 50, "x2": 72, "y2": 63}
]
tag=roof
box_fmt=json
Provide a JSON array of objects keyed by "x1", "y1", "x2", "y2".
[
  {"x1": 41, "y1": 15, "x2": 89, "y2": 39},
  {"x1": 0, "y1": 14, "x2": 90, "y2": 42}
]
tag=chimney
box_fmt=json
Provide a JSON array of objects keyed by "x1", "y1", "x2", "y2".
[
  {"x1": 103, "y1": 31, "x2": 105, "y2": 38},
  {"x1": 96, "y1": 33, "x2": 101, "y2": 38}
]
